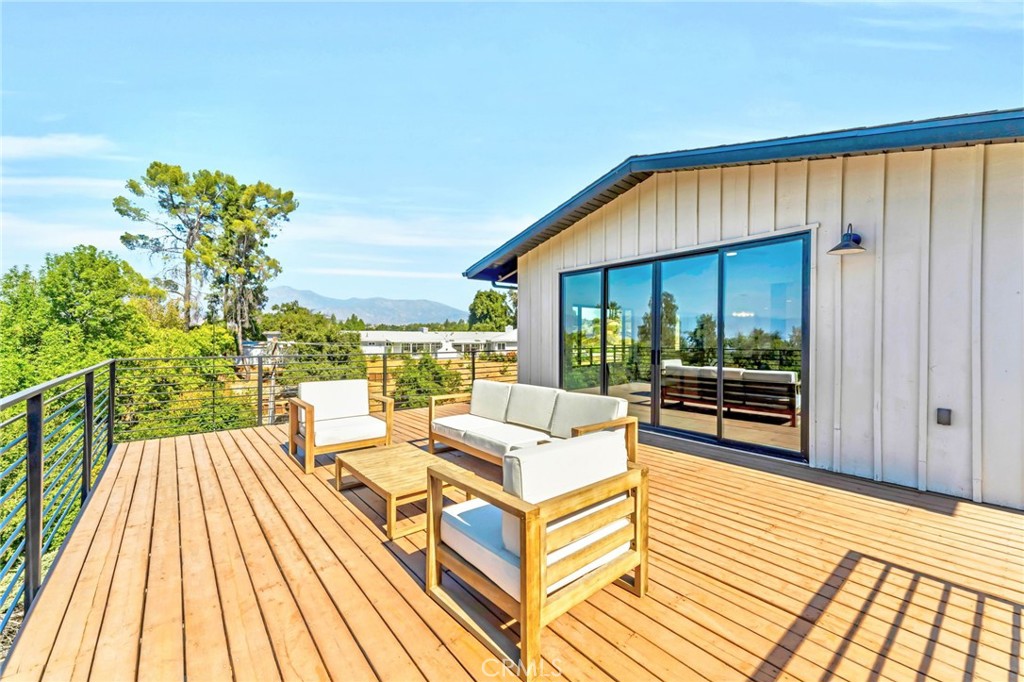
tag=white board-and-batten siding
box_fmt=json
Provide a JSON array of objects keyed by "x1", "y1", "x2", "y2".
[{"x1": 516, "y1": 142, "x2": 1024, "y2": 509}]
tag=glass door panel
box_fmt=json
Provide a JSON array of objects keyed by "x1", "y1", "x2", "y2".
[
  {"x1": 721, "y1": 240, "x2": 805, "y2": 452},
  {"x1": 606, "y1": 264, "x2": 654, "y2": 426},
  {"x1": 658, "y1": 253, "x2": 719, "y2": 437},
  {"x1": 561, "y1": 270, "x2": 603, "y2": 392}
]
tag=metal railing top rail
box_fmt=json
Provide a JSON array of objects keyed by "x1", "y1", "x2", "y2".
[{"x1": 0, "y1": 361, "x2": 113, "y2": 412}]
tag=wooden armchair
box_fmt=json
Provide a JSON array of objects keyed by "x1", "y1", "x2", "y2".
[
  {"x1": 287, "y1": 379, "x2": 393, "y2": 474},
  {"x1": 425, "y1": 430, "x2": 648, "y2": 680}
]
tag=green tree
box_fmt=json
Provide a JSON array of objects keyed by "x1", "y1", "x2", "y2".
[
  {"x1": 206, "y1": 180, "x2": 296, "y2": 349},
  {"x1": 392, "y1": 354, "x2": 462, "y2": 408},
  {"x1": 39, "y1": 245, "x2": 153, "y2": 349},
  {"x1": 114, "y1": 162, "x2": 228, "y2": 326},
  {"x1": 468, "y1": 289, "x2": 512, "y2": 331},
  {"x1": 258, "y1": 302, "x2": 366, "y2": 382}
]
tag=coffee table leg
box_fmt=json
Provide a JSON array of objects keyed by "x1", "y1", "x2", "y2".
[
  {"x1": 335, "y1": 460, "x2": 344, "y2": 491},
  {"x1": 386, "y1": 496, "x2": 397, "y2": 540}
]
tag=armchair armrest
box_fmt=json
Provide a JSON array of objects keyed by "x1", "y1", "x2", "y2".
[
  {"x1": 428, "y1": 392, "x2": 472, "y2": 425},
  {"x1": 571, "y1": 415, "x2": 639, "y2": 462},
  {"x1": 426, "y1": 465, "x2": 535, "y2": 517},
  {"x1": 370, "y1": 394, "x2": 394, "y2": 445},
  {"x1": 288, "y1": 396, "x2": 314, "y2": 422}
]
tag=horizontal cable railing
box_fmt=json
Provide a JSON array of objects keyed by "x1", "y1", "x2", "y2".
[
  {"x1": 0, "y1": 347, "x2": 516, "y2": 649},
  {"x1": 113, "y1": 347, "x2": 518, "y2": 441},
  {"x1": 0, "y1": 362, "x2": 114, "y2": 648}
]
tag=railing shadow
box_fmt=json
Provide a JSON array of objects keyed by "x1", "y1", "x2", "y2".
[{"x1": 749, "y1": 550, "x2": 1023, "y2": 681}]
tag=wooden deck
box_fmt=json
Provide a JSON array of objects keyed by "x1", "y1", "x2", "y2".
[{"x1": 3, "y1": 405, "x2": 1022, "y2": 681}]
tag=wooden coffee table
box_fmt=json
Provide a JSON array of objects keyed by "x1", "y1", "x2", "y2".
[{"x1": 335, "y1": 443, "x2": 464, "y2": 540}]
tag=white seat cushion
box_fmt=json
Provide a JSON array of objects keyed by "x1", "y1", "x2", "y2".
[
  {"x1": 502, "y1": 431, "x2": 628, "y2": 555},
  {"x1": 441, "y1": 498, "x2": 630, "y2": 602},
  {"x1": 743, "y1": 369, "x2": 798, "y2": 384},
  {"x1": 505, "y1": 384, "x2": 563, "y2": 432},
  {"x1": 548, "y1": 392, "x2": 627, "y2": 439},
  {"x1": 299, "y1": 415, "x2": 386, "y2": 447},
  {"x1": 699, "y1": 366, "x2": 744, "y2": 381},
  {"x1": 469, "y1": 380, "x2": 512, "y2": 422},
  {"x1": 662, "y1": 364, "x2": 701, "y2": 378},
  {"x1": 298, "y1": 380, "x2": 370, "y2": 421},
  {"x1": 432, "y1": 414, "x2": 503, "y2": 441},
  {"x1": 461, "y1": 423, "x2": 549, "y2": 457}
]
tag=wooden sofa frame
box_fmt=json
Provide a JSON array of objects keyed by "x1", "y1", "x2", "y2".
[
  {"x1": 660, "y1": 374, "x2": 800, "y2": 426},
  {"x1": 425, "y1": 459, "x2": 648, "y2": 681},
  {"x1": 287, "y1": 394, "x2": 394, "y2": 474},
  {"x1": 427, "y1": 392, "x2": 638, "y2": 465}
]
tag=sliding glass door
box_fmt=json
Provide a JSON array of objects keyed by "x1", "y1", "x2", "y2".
[
  {"x1": 658, "y1": 253, "x2": 719, "y2": 438},
  {"x1": 559, "y1": 233, "x2": 809, "y2": 460},
  {"x1": 606, "y1": 264, "x2": 654, "y2": 426}
]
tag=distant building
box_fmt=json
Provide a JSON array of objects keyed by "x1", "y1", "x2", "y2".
[{"x1": 358, "y1": 328, "x2": 517, "y2": 356}]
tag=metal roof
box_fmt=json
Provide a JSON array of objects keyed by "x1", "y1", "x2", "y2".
[{"x1": 464, "y1": 109, "x2": 1024, "y2": 283}]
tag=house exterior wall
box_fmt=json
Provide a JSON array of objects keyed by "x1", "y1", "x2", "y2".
[{"x1": 517, "y1": 142, "x2": 1024, "y2": 508}]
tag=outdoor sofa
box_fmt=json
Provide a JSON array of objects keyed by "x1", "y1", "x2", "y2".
[
  {"x1": 428, "y1": 379, "x2": 636, "y2": 464},
  {"x1": 660, "y1": 359, "x2": 801, "y2": 426}
]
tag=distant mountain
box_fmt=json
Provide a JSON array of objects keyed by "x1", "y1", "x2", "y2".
[{"x1": 265, "y1": 286, "x2": 468, "y2": 325}]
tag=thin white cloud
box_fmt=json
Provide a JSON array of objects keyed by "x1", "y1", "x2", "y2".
[
  {"x1": 298, "y1": 267, "x2": 463, "y2": 280},
  {"x1": 0, "y1": 213, "x2": 125, "y2": 257},
  {"x1": 1, "y1": 133, "x2": 115, "y2": 160},
  {"x1": 852, "y1": 2, "x2": 1023, "y2": 33},
  {"x1": 1, "y1": 176, "x2": 124, "y2": 198}
]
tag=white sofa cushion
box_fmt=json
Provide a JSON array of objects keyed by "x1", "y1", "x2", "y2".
[
  {"x1": 662, "y1": 359, "x2": 683, "y2": 368},
  {"x1": 505, "y1": 384, "x2": 563, "y2": 432},
  {"x1": 441, "y1": 498, "x2": 630, "y2": 602},
  {"x1": 298, "y1": 415, "x2": 386, "y2": 447},
  {"x1": 469, "y1": 380, "x2": 512, "y2": 422},
  {"x1": 699, "y1": 366, "x2": 744, "y2": 381},
  {"x1": 298, "y1": 379, "x2": 369, "y2": 421},
  {"x1": 432, "y1": 413, "x2": 503, "y2": 442},
  {"x1": 461, "y1": 423, "x2": 550, "y2": 457},
  {"x1": 743, "y1": 369, "x2": 798, "y2": 384},
  {"x1": 663, "y1": 364, "x2": 701, "y2": 378},
  {"x1": 502, "y1": 431, "x2": 628, "y2": 556},
  {"x1": 548, "y1": 392, "x2": 628, "y2": 439}
]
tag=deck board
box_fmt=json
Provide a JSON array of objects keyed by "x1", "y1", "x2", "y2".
[{"x1": 3, "y1": 405, "x2": 1022, "y2": 681}]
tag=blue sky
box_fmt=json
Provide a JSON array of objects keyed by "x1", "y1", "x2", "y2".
[{"x1": 2, "y1": 2, "x2": 1021, "y2": 311}]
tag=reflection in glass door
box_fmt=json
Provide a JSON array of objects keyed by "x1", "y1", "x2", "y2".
[
  {"x1": 657, "y1": 254, "x2": 719, "y2": 438},
  {"x1": 606, "y1": 264, "x2": 654, "y2": 426},
  {"x1": 721, "y1": 240, "x2": 805, "y2": 452},
  {"x1": 559, "y1": 234, "x2": 808, "y2": 460},
  {"x1": 561, "y1": 270, "x2": 603, "y2": 393}
]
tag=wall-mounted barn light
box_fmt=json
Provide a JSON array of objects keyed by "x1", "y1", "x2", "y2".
[{"x1": 827, "y1": 224, "x2": 866, "y2": 255}]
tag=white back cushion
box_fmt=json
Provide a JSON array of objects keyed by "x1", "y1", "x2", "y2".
[
  {"x1": 298, "y1": 379, "x2": 369, "y2": 421},
  {"x1": 548, "y1": 392, "x2": 627, "y2": 439},
  {"x1": 505, "y1": 384, "x2": 563, "y2": 431},
  {"x1": 469, "y1": 380, "x2": 512, "y2": 422},
  {"x1": 501, "y1": 431, "x2": 628, "y2": 555},
  {"x1": 662, "y1": 359, "x2": 683, "y2": 369}
]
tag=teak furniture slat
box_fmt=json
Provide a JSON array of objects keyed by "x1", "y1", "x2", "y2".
[{"x1": 3, "y1": 404, "x2": 1021, "y2": 681}]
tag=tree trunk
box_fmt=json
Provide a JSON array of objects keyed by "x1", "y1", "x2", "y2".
[{"x1": 183, "y1": 258, "x2": 192, "y2": 329}]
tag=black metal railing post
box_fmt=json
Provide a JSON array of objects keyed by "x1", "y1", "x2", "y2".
[
  {"x1": 107, "y1": 361, "x2": 115, "y2": 454},
  {"x1": 381, "y1": 351, "x2": 388, "y2": 397},
  {"x1": 471, "y1": 350, "x2": 476, "y2": 383},
  {"x1": 256, "y1": 355, "x2": 264, "y2": 427},
  {"x1": 25, "y1": 393, "x2": 43, "y2": 609},
  {"x1": 82, "y1": 371, "x2": 94, "y2": 503}
]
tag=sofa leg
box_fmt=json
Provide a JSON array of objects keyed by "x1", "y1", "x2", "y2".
[{"x1": 428, "y1": 436, "x2": 435, "y2": 454}]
